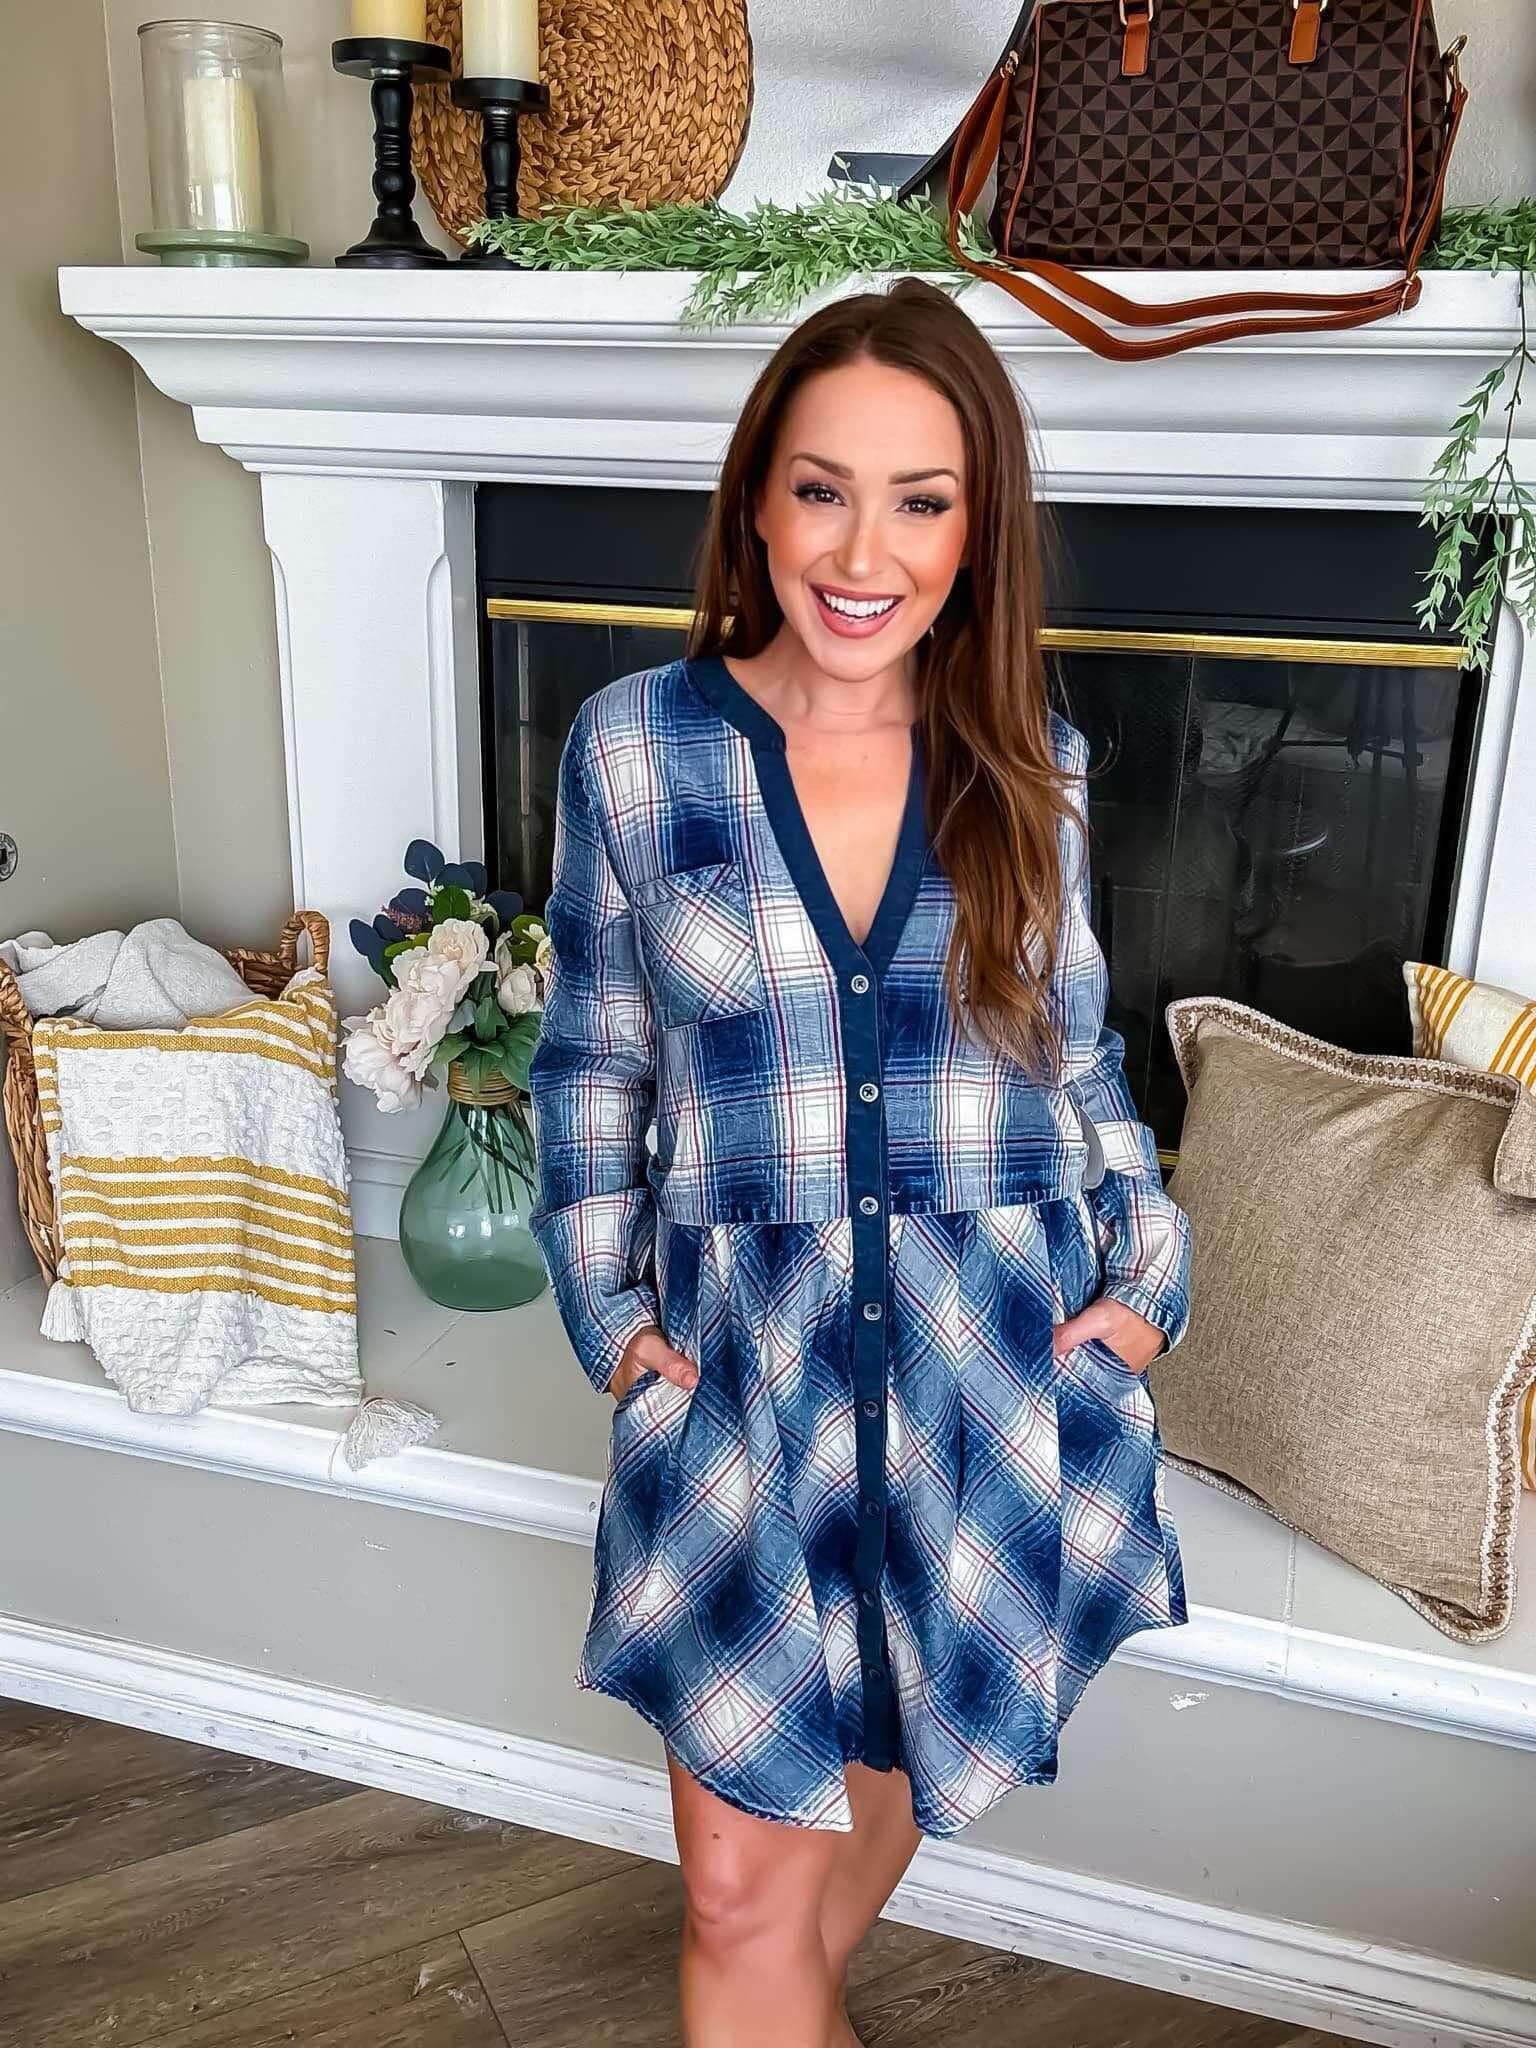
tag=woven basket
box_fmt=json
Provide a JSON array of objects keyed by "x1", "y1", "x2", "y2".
[
  {"x1": 0, "y1": 910, "x2": 330, "y2": 1288},
  {"x1": 412, "y1": 0, "x2": 754, "y2": 246}
]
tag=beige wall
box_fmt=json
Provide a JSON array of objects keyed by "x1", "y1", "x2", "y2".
[
  {"x1": 0, "y1": 2, "x2": 176, "y2": 1287},
  {"x1": 99, "y1": 2, "x2": 409, "y2": 949}
]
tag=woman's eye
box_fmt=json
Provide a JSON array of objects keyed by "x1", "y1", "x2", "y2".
[
  {"x1": 793, "y1": 481, "x2": 839, "y2": 505},
  {"x1": 903, "y1": 494, "x2": 952, "y2": 517},
  {"x1": 792, "y1": 481, "x2": 953, "y2": 517}
]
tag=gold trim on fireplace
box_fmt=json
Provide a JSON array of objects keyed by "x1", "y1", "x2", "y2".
[{"x1": 485, "y1": 599, "x2": 1468, "y2": 668}]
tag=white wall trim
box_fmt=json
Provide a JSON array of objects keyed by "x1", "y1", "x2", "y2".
[
  {"x1": 3, "y1": 1359, "x2": 1532, "y2": 1755},
  {"x1": 259, "y1": 470, "x2": 483, "y2": 1201},
  {"x1": 1, "y1": 1611, "x2": 1530, "y2": 2048}
]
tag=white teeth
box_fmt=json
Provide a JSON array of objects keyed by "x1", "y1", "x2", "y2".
[{"x1": 818, "y1": 590, "x2": 899, "y2": 619}]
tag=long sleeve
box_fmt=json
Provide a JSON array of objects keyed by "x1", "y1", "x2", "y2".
[
  {"x1": 527, "y1": 713, "x2": 662, "y2": 1394},
  {"x1": 1054, "y1": 730, "x2": 1194, "y2": 1357}
]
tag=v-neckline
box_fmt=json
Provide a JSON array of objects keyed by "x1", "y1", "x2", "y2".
[{"x1": 686, "y1": 652, "x2": 929, "y2": 978}]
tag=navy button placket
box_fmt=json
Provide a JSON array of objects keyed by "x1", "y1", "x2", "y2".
[{"x1": 685, "y1": 654, "x2": 930, "y2": 1771}]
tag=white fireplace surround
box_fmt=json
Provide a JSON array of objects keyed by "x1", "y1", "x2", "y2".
[{"x1": 57, "y1": 264, "x2": 1536, "y2": 1232}]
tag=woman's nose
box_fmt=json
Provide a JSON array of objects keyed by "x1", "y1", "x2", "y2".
[{"x1": 835, "y1": 511, "x2": 886, "y2": 579}]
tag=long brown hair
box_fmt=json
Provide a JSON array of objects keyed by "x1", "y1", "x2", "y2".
[{"x1": 685, "y1": 273, "x2": 1082, "y2": 1084}]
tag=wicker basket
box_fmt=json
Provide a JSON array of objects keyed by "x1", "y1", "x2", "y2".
[{"x1": 0, "y1": 910, "x2": 330, "y2": 1287}]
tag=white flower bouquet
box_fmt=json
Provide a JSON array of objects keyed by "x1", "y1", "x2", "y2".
[{"x1": 340, "y1": 839, "x2": 550, "y2": 1114}]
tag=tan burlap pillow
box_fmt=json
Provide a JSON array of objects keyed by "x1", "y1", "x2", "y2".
[{"x1": 1149, "y1": 996, "x2": 1536, "y2": 1643}]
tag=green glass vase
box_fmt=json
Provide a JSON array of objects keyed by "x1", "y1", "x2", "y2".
[{"x1": 398, "y1": 1064, "x2": 547, "y2": 1313}]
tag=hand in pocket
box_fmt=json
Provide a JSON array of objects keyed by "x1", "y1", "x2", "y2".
[
  {"x1": 606, "y1": 1324, "x2": 699, "y2": 1402},
  {"x1": 1051, "y1": 1298, "x2": 1166, "y2": 1374}
]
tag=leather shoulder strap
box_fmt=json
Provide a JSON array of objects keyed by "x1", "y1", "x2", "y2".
[{"x1": 894, "y1": 0, "x2": 1040, "y2": 207}]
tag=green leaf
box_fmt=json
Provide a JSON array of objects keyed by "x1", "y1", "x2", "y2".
[
  {"x1": 473, "y1": 988, "x2": 502, "y2": 1039},
  {"x1": 432, "y1": 884, "x2": 474, "y2": 923}
]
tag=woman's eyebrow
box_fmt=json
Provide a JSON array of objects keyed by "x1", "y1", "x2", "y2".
[{"x1": 791, "y1": 452, "x2": 961, "y2": 485}]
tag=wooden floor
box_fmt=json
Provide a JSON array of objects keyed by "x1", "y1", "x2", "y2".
[{"x1": 0, "y1": 1699, "x2": 1365, "y2": 2048}]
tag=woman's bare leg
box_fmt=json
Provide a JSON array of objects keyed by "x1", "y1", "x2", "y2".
[
  {"x1": 668, "y1": 1748, "x2": 847, "y2": 2048},
  {"x1": 820, "y1": 1761, "x2": 925, "y2": 2046}
]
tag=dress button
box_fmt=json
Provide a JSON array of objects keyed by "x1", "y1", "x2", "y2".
[
  {"x1": 849, "y1": 972, "x2": 871, "y2": 995},
  {"x1": 863, "y1": 1662, "x2": 885, "y2": 1684},
  {"x1": 858, "y1": 1081, "x2": 880, "y2": 1104},
  {"x1": 863, "y1": 1497, "x2": 882, "y2": 1518},
  {"x1": 862, "y1": 1300, "x2": 883, "y2": 1321},
  {"x1": 858, "y1": 1194, "x2": 879, "y2": 1215},
  {"x1": 861, "y1": 1397, "x2": 880, "y2": 1417},
  {"x1": 858, "y1": 1587, "x2": 878, "y2": 1608}
]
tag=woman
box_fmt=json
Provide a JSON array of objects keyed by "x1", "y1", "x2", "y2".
[{"x1": 527, "y1": 274, "x2": 1194, "y2": 2048}]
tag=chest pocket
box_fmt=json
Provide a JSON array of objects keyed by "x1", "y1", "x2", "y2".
[{"x1": 631, "y1": 860, "x2": 769, "y2": 1029}]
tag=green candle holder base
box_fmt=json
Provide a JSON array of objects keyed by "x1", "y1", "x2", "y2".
[{"x1": 135, "y1": 227, "x2": 310, "y2": 267}]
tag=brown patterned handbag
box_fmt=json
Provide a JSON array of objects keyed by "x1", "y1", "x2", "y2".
[{"x1": 904, "y1": 0, "x2": 1468, "y2": 361}]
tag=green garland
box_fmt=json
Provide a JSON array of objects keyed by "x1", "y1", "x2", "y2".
[
  {"x1": 470, "y1": 191, "x2": 1535, "y2": 671},
  {"x1": 467, "y1": 187, "x2": 994, "y2": 326},
  {"x1": 1415, "y1": 200, "x2": 1535, "y2": 669}
]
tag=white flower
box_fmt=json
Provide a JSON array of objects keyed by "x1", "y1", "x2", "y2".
[
  {"x1": 496, "y1": 961, "x2": 541, "y2": 1017},
  {"x1": 420, "y1": 917, "x2": 490, "y2": 998},
  {"x1": 533, "y1": 930, "x2": 554, "y2": 976},
  {"x1": 379, "y1": 981, "x2": 457, "y2": 1077},
  {"x1": 494, "y1": 930, "x2": 543, "y2": 1016},
  {"x1": 341, "y1": 1011, "x2": 423, "y2": 1113}
]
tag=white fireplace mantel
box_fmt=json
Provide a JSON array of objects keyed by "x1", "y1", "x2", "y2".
[
  {"x1": 56, "y1": 264, "x2": 1534, "y2": 495},
  {"x1": 56, "y1": 264, "x2": 1536, "y2": 1229}
]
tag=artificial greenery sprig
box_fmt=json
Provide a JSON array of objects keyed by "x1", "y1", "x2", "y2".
[
  {"x1": 467, "y1": 180, "x2": 995, "y2": 328},
  {"x1": 470, "y1": 187, "x2": 1536, "y2": 670},
  {"x1": 1414, "y1": 201, "x2": 1536, "y2": 667}
]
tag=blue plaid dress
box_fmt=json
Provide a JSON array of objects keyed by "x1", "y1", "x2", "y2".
[{"x1": 527, "y1": 653, "x2": 1194, "y2": 1838}]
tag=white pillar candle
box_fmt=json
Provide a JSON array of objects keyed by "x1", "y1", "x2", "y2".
[
  {"x1": 350, "y1": 0, "x2": 428, "y2": 38},
  {"x1": 181, "y1": 72, "x2": 264, "y2": 233},
  {"x1": 462, "y1": 0, "x2": 540, "y2": 81}
]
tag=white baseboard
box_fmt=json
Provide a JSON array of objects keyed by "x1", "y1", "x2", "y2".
[{"x1": 1, "y1": 1613, "x2": 1531, "y2": 2048}]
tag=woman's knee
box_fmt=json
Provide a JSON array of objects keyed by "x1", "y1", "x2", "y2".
[{"x1": 680, "y1": 1837, "x2": 805, "y2": 1959}]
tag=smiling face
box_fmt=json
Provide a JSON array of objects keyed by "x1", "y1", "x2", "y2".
[{"x1": 752, "y1": 356, "x2": 971, "y2": 680}]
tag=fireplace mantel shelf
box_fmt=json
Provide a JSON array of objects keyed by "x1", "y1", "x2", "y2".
[{"x1": 57, "y1": 264, "x2": 1532, "y2": 504}]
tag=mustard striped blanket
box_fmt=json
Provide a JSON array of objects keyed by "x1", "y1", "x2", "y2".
[{"x1": 32, "y1": 967, "x2": 362, "y2": 1415}]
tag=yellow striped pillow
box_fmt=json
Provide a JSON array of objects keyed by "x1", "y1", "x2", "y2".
[
  {"x1": 1404, "y1": 961, "x2": 1536, "y2": 1489},
  {"x1": 30, "y1": 968, "x2": 360, "y2": 1415}
]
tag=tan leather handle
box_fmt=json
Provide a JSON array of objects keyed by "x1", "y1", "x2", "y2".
[
  {"x1": 941, "y1": 39, "x2": 1467, "y2": 364},
  {"x1": 1119, "y1": 0, "x2": 1332, "y2": 72}
]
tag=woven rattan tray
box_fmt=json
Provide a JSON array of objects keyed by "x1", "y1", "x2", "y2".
[{"x1": 411, "y1": 0, "x2": 753, "y2": 245}]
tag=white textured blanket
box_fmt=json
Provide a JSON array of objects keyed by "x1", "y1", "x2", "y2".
[{"x1": 2, "y1": 916, "x2": 255, "y2": 1027}]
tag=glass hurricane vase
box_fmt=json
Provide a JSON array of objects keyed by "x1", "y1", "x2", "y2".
[{"x1": 398, "y1": 1063, "x2": 547, "y2": 1312}]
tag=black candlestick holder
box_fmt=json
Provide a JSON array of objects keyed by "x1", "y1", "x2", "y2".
[
  {"x1": 450, "y1": 76, "x2": 550, "y2": 268},
  {"x1": 332, "y1": 36, "x2": 452, "y2": 268}
]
